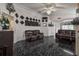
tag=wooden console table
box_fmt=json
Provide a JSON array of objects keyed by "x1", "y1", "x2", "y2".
[{"x1": 0, "y1": 31, "x2": 13, "y2": 56}]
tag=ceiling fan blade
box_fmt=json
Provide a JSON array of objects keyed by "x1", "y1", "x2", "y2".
[
  {"x1": 38, "y1": 9, "x2": 47, "y2": 13},
  {"x1": 49, "y1": 8, "x2": 56, "y2": 11},
  {"x1": 55, "y1": 6, "x2": 65, "y2": 9},
  {"x1": 38, "y1": 7, "x2": 47, "y2": 11}
]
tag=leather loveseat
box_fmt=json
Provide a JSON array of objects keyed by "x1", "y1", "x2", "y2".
[
  {"x1": 25, "y1": 30, "x2": 44, "y2": 42},
  {"x1": 55, "y1": 30, "x2": 75, "y2": 51}
]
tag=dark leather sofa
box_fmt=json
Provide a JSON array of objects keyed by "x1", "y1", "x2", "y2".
[
  {"x1": 55, "y1": 30, "x2": 75, "y2": 51},
  {"x1": 25, "y1": 30, "x2": 44, "y2": 42}
]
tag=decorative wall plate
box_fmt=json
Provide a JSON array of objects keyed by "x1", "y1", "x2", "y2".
[
  {"x1": 36, "y1": 19, "x2": 37, "y2": 22},
  {"x1": 6, "y1": 3, "x2": 15, "y2": 14},
  {"x1": 30, "y1": 17, "x2": 32, "y2": 21},
  {"x1": 20, "y1": 21, "x2": 24, "y2": 24},
  {"x1": 38, "y1": 20, "x2": 40, "y2": 22},
  {"x1": 15, "y1": 13, "x2": 19, "y2": 18},
  {"x1": 15, "y1": 19, "x2": 19, "y2": 24},
  {"x1": 45, "y1": 19, "x2": 48, "y2": 22},
  {"x1": 20, "y1": 15, "x2": 24, "y2": 19},
  {"x1": 33, "y1": 18, "x2": 35, "y2": 22},
  {"x1": 26, "y1": 17, "x2": 29, "y2": 20},
  {"x1": 42, "y1": 19, "x2": 44, "y2": 22}
]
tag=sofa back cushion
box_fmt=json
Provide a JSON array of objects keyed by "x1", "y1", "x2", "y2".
[{"x1": 33, "y1": 30, "x2": 40, "y2": 35}]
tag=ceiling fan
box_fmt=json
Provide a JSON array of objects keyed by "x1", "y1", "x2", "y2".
[{"x1": 38, "y1": 3, "x2": 66, "y2": 15}]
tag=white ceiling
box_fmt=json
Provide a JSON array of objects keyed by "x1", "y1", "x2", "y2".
[
  {"x1": 16, "y1": 3, "x2": 77, "y2": 22},
  {"x1": 18, "y1": 3, "x2": 77, "y2": 12}
]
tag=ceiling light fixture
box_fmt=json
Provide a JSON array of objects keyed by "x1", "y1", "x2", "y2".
[
  {"x1": 39, "y1": 3, "x2": 64, "y2": 15},
  {"x1": 47, "y1": 10, "x2": 52, "y2": 15}
]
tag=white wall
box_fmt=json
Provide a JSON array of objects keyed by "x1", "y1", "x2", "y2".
[
  {"x1": 0, "y1": 3, "x2": 75, "y2": 43},
  {"x1": 0, "y1": 3, "x2": 49, "y2": 43},
  {"x1": 13, "y1": 3, "x2": 62, "y2": 43},
  {"x1": 48, "y1": 8, "x2": 76, "y2": 39},
  {"x1": 13, "y1": 4, "x2": 50, "y2": 43},
  {"x1": 50, "y1": 8, "x2": 76, "y2": 22}
]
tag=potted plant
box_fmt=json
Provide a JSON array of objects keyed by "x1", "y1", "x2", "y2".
[{"x1": 0, "y1": 15, "x2": 10, "y2": 30}]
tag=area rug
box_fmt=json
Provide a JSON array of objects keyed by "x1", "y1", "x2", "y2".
[{"x1": 14, "y1": 40, "x2": 74, "y2": 56}]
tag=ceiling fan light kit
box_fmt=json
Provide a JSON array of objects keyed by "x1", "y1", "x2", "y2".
[
  {"x1": 47, "y1": 10, "x2": 52, "y2": 15},
  {"x1": 39, "y1": 3, "x2": 65, "y2": 15}
]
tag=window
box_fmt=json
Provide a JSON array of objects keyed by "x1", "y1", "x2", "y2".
[{"x1": 62, "y1": 25, "x2": 74, "y2": 30}]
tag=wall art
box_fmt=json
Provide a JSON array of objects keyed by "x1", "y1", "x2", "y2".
[
  {"x1": 20, "y1": 21, "x2": 24, "y2": 24},
  {"x1": 26, "y1": 17, "x2": 29, "y2": 20},
  {"x1": 15, "y1": 13, "x2": 19, "y2": 18},
  {"x1": 6, "y1": 3, "x2": 15, "y2": 14},
  {"x1": 30, "y1": 17, "x2": 32, "y2": 21},
  {"x1": 42, "y1": 19, "x2": 44, "y2": 22},
  {"x1": 45, "y1": 19, "x2": 48, "y2": 22},
  {"x1": 15, "y1": 19, "x2": 19, "y2": 24},
  {"x1": 20, "y1": 15, "x2": 24, "y2": 19},
  {"x1": 36, "y1": 19, "x2": 37, "y2": 22},
  {"x1": 33, "y1": 18, "x2": 35, "y2": 22},
  {"x1": 38, "y1": 20, "x2": 40, "y2": 22}
]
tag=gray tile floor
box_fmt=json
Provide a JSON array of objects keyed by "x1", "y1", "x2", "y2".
[{"x1": 14, "y1": 36, "x2": 75, "y2": 56}]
